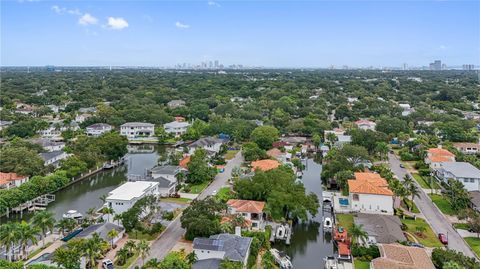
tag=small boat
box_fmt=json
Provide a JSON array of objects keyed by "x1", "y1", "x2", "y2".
[
  {"x1": 103, "y1": 162, "x2": 114, "y2": 169},
  {"x1": 62, "y1": 210, "x2": 83, "y2": 220},
  {"x1": 270, "y1": 248, "x2": 293, "y2": 269},
  {"x1": 324, "y1": 256, "x2": 338, "y2": 269},
  {"x1": 323, "y1": 217, "x2": 333, "y2": 232}
]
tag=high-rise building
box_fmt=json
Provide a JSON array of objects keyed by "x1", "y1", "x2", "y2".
[
  {"x1": 214, "y1": 60, "x2": 219, "y2": 68},
  {"x1": 463, "y1": 64, "x2": 475, "y2": 70},
  {"x1": 429, "y1": 60, "x2": 442, "y2": 71},
  {"x1": 402, "y1": 63, "x2": 408, "y2": 70}
]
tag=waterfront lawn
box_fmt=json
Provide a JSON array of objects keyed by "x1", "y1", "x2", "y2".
[
  {"x1": 116, "y1": 253, "x2": 139, "y2": 269},
  {"x1": 354, "y1": 260, "x2": 370, "y2": 269},
  {"x1": 401, "y1": 218, "x2": 442, "y2": 247},
  {"x1": 453, "y1": 223, "x2": 470, "y2": 230},
  {"x1": 224, "y1": 150, "x2": 238, "y2": 160},
  {"x1": 429, "y1": 194, "x2": 455, "y2": 215},
  {"x1": 464, "y1": 237, "x2": 480, "y2": 257},
  {"x1": 187, "y1": 181, "x2": 210, "y2": 194},
  {"x1": 336, "y1": 214, "x2": 354, "y2": 230},
  {"x1": 161, "y1": 197, "x2": 192, "y2": 204}
]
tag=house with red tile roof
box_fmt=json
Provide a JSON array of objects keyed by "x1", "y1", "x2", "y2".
[
  {"x1": 348, "y1": 172, "x2": 394, "y2": 215},
  {"x1": 355, "y1": 119, "x2": 376, "y2": 131},
  {"x1": 179, "y1": 156, "x2": 191, "y2": 169},
  {"x1": 251, "y1": 159, "x2": 280, "y2": 172},
  {"x1": 227, "y1": 199, "x2": 266, "y2": 231},
  {"x1": 371, "y1": 243, "x2": 435, "y2": 269},
  {"x1": 425, "y1": 147, "x2": 456, "y2": 169},
  {"x1": 0, "y1": 172, "x2": 29, "y2": 189}
]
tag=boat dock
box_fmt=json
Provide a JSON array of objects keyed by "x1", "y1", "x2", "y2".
[
  {"x1": 269, "y1": 222, "x2": 292, "y2": 245},
  {"x1": 10, "y1": 194, "x2": 55, "y2": 217}
]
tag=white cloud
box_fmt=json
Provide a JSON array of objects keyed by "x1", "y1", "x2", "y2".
[
  {"x1": 107, "y1": 17, "x2": 129, "y2": 30},
  {"x1": 51, "y1": 5, "x2": 81, "y2": 15},
  {"x1": 208, "y1": 1, "x2": 220, "y2": 7},
  {"x1": 51, "y1": 5, "x2": 65, "y2": 14},
  {"x1": 67, "y1": 8, "x2": 82, "y2": 16},
  {"x1": 175, "y1": 21, "x2": 190, "y2": 29},
  {"x1": 79, "y1": 13, "x2": 98, "y2": 26}
]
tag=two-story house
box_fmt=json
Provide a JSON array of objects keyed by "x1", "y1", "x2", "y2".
[
  {"x1": 188, "y1": 137, "x2": 226, "y2": 156},
  {"x1": 120, "y1": 122, "x2": 155, "y2": 139},
  {"x1": 147, "y1": 165, "x2": 180, "y2": 196},
  {"x1": 348, "y1": 172, "x2": 394, "y2": 215},
  {"x1": 106, "y1": 181, "x2": 159, "y2": 215},
  {"x1": 0, "y1": 172, "x2": 29, "y2": 189},
  {"x1": 226, "y1": 199, "x2": 266, "y2": 231},
  {"x1": 424, "y1": 147, "x2": 456, "y2": 169},
  {"x1": 434, "y1": 162, "x2": 480, "y2": 191},
  {"x1": 163, "y1": 120, "x2": 190, "y2": 137},
  {"x1": 86, "y1": 123, "x2": 113, "y2": 136},
  {"x1": 453, "y1": 142, "x2": 480, "y2": 155}
]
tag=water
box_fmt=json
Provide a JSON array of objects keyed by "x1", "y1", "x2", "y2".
[
  {"x1": 274, "y1": 157, "x2": 334, "y2": 269},
  {"x1": 3, "y1": 144, "x2": 165, "y2": 222}
]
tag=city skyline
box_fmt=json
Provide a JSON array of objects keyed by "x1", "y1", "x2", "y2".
[{"x1": 2, "y1": 1, "x2": 479, "y2": 67}]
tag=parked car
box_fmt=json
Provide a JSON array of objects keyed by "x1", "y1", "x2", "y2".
[
  {"x1": 102, "y1": 259, "x2": 114, "y2": 269},
  {"x1": 438, "y1": 233, "x2": 448, "y2": 245},
  {"x1": 399, "y1": 164, "x2": 405, "y2": 168}
]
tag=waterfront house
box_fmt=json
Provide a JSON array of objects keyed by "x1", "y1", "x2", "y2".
[
  {"x1": 86, "y1": 123, "x2": 113, "y2": 136},
  {"x1": 348, "y1": 172, "x2": 394, "y2": 215},
  {"x1": 40, "y1": 150, "x2": 69, "y2": 167},
  {"x1": 167, "y1": 99, "x2": 186, "y2": 108},
  {"x1": 120, "y1": 122, "x2": 155, "y2": 139},
  {"x1": 434, "y1": 162, "x2": 480, "y2": 191},
  {"x1": 453, "y1": 142, "x2": 480, "y2": 155},
  {"x1": 163, "y1": 120, "x2": 190, "y2": 137},
  {"x1": 251, "y1": 159, "x2": 281, "y2": 172},
  {"x1": 354, "y1": 119, "x2": 376, "y2": 131},
  {"x1": 106, "y1": 181, "x2": 159, "y2": 215},
  {"x1": 193, "y1": 233, "x2": 253, "y2": 269},
  {"x1": 354, "y1": 214, "x2": 406, "y2": 246},
  {"x1": 0, "y1": 172, "x2": 29, "y2": 189},
  {"x1": 31, "y1": 138, "x2": 65, "y2": 152},
  {"x1": 188, "y1": 137, "x2": 226, "y2": 156},
  {"x1": 371, "y1": 243, "x2": 435, "y2": 269},
  {"x1": 226, "y1": 199, "x2": 266, "y2": 231},
  {"x1": 267, "y1": 148, "x2": 287, "y2": 163},
  {"x1": 148, "y1": 165, "x2": 180, "y2": 196},
  {"x1": 424, "y1": 147, "x2": 456, "y2": 169},
  {"x1": 76, "y1": 222, "x2": 124, "y2": 245}
]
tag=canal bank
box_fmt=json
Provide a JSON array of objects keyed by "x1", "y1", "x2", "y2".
[{"x1": 274, "y1": 157, "x2": 334, "y2": 269}]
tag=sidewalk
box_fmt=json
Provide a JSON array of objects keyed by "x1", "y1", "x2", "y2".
[
  {"x1": 26, "y1": 233, "x2": 64, "y2": 263},
  {"x1": 178, "y1": 192, "x2": 199, "y2": 200}
]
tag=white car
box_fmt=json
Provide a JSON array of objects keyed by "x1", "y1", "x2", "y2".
[
  {"x1": 102, "y1": 259, "x2": 114, "y2": 269},
  {"x1": 212, "y1": 190, "x2": 217, "y2": 195}
]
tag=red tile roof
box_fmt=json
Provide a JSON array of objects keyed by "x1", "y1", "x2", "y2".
[
  {"x1": 338, "y1": 242, "x2": 351, "y2": 256},
  {"x1": 348, "y1": 172, "x2": 393, "y2": 196},
  {"x1": 0, "y1": 172, "x2": 27, "y2": 185},
  {"x1": 427, "y1": 148, "x2": 455, "y2": 157},
  {"x1": 179, "y1": 156, "x2": 190, "y2": 169},
  {"x1": 251, "y1": 159, "x2": 280, "y2": 171},
  {"x1": 227, "y1": 199, "x2": 266, "y2": 213}
]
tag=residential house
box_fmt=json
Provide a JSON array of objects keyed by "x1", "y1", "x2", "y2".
[
  {"x1": 75, "y1": 113, "x2": 93, "y2": 123},
  {"x1": 434, "y1": 162, "x2": 480, "y2": 191},
  {"x1": 38, "y1": 127, "x2": 62, "y2": 139},
  {"x1": 31, "y1": 138, "x2": 65, "y2": 152},
  {"x1": 226, "y1": 199, "x2": 266, "y2": 231},
  {"x1": 193, "y1": 233, "x2": 253, "y2": 269},
  {"x1": 86, "y1": 123, "x2": 113, "y2": 136},
  {"x1": 267, "y1": 148, "x2": 287, "y2": 163},
  {"x1": 335, "y1": 135, "x2": 352, "y2": 147},
  {"x1": 164, "y1": 120, "x2": 190, "y2": 137},
  {"x1": 120, "y1": 122, "x2": 155, "y2": 139},
  {"x1": 251, "y1": 159, "x2": 281, "y2": 172},
  {"x1": 179, "y1": 156, "x2": 191, "y2": 169},
  {"x1": 76, "y1": 222, "x2": 125, "y2": 245},
  {"x1": 469, "y1": 191, "x2": 480, "y2": 212},
  {"x1": 15, "y1": 103, "x2": 34, "y2": 115},
  {"x1": 167, "y1": 99, "x2": 186, "y2": 108},
  {"x1": 453, "y1": 142, "x2": 480, "y2": 155},
  {"x1": 188, "y1": 137, "x2": 226, "y2": 156},
  {"x1": 354, "y1": 214, "x2": 406, "y2": 246},
  {"x1": 355, "y1": 119, "x2": 376, "y2": 131},
  {"x1": 348, "y1": 172, "x2": 394, "y2": 215},
  {"x1": 0, "y1": 121, "x2": 13, "y2": 131},
  {"x1": 371, "y1": 243, "x2": 435, "y2": 269},
  {"x1": 424, "y1": 147, "x2": 456, "y2": 169},
  {"x1": 147, "y1": 165, "x2": 180, "y2": 196},
  {"x1": 78, "y1": 107, "x2": 97, "y2": 114},
  {"x1": 40, "y1": 151, "x2": 69, "y2": 167},
  {"x1": 399, "y1": 103, "x2": 414, "y2": 116},
  {"x1": 106, "y1": 181, "x2": 159, "y2": 215},
  {"x1": 0, "y1": 172, "x2": 29, "y2": 189}
]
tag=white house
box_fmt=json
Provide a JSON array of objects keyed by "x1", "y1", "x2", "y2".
[
  {"x1": 335, "y1": 135, "x2": 352, "y2": 148},
  {"x1": 31, "y1": 138, "x2": 65, "y2": 152},
  {"x1": 106, "y1": 181, "x2": 159, "y2": 215},
  {"x1": 188, "y1": 137, "x2": 226, "y2": 156},
  {"x1": 86, "y1": 123, "x2": 113, "y2": 136},
  {"x1": 399, "y1": 103, "x2": 414, "y2": 116},
  {"x1": 163, "y1": 121, "x2": 190, "y2": 137},
  {"x1": 424, "y1": 147, "x2": 456, "y2": 169},
  {"x1": 120, "y1": 122, "x2": 155, "y2": 139},
  {"x1": 348, "y1": 172, "x2": 394, "y2": 215},
  {"x1": 355, "y1": 119, "x2": 376, "y2": 131},
  {"x1": 434, "y1": 162, "x2": 480, "y2": 192},
  {"x1": 226, "y1": 199, "x2": 266, "y2": 231},
  {"x1": 193, "y1": 233, "x2": 253, "y2": 269},
  {"x1": 147, "y1": 165, "x2": 180, "y2": 197},
  {"x1": 40, "y1": 151, "x2": 69, "y2": 167},
  {"x1": 38, "y1": 127, "x2": 62, "y2": 139},
  {"x1": 167, "y1": 99, "x2": 186, "y2": 108}
]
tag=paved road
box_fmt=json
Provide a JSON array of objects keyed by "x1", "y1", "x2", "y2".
[
  {"x1": 131, "y1": 151, "x2": 244, "y2": 267},
  {"x1": 388, "y1": 152, "x2": 476, "y2": 258}
]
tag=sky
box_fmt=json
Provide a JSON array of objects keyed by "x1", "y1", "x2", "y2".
[{"x1": 1, "y1": 0, "x2": 479, "y2": 67}]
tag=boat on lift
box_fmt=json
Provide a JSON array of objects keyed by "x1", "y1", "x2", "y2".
[
  {"x1": 324, "y1": 256, "x2": 338, "y2": 269},
  {"x1": 62, "y1": 210, "x2": 83, "y2": 220},
  {"x1": 323, "y1": 217, "x2": 333, "y2": 232},
  {"x1": 270, "y1": 248, "x2": 293, "y2": 269}
]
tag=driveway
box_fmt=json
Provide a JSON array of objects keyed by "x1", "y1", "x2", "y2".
[
  {"x1": 131, "y1": 151, "x2": 244, "y2": 267},
  {"x1": 388, "y1": 153, "x2": 476, "y2": 258}
]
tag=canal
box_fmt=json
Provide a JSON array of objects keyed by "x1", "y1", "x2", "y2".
[
  {"x1": 3, "y1": 144, "x2": 165, "y2": 222},
  {"x1": 274, "y1": 157, "x2": 334, "y2": 269}
]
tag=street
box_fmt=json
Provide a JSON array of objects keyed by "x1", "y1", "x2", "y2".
[
  {"x1": 131, "y1": 151, "x2": 244, "y2": 267},
  {"x1": 388, "y1": 152, "x2": 476, "y2": 258}
]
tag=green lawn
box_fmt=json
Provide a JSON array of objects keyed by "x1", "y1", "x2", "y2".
[
  {"x1": 127, "y1": 229, "x2": 163, "y2": 241},
  {"x1": 429, "y1": 194, "x2": 455, "y2": 215},
  {"x1": 412, "y1": 173, "x2": 440, "y2": 189},
  {"x1": 216, "y1": 187, "x2": 233, "y2": 202},
  {"x1": 161, "y1": 197, "x2": 192, "y2": 204},
  {"x1": 401, "y1": 218, "x2": 442, "y2": 247},
  {"x1": 453, "y1": 223, "x2": 470, "y2": 230},
  {"x1": 464, "y1": 237, "x2": 480, "y2": 257},
  {"x1": 336, "y1": 214, "x2": 354, "y2": 230},
  {"x1": 188, "y1": 181, "x2": 210, "y2": 194},
  {"x1": 116, "y1": 253, "x2": 139, "y2": 269},
  {"x1": 224, "y1": 150, "x2": 238, "y2": 160},
  {"x1": 354, "y1": 260, "x2": 370, "y2": 269},
  {"x1": 403, "y1": 198, "x2": 420, "y2": 213}
]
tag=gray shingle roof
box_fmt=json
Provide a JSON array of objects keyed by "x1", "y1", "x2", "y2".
[
  {"x1": 193, "y1": 233, "x2": 253, "y2": 263},
  {"x1": 76, "y1": 222, "x2": 124, "y2": 241},
  {"x1": 87, "y1": 123, "x2": 112, "y2": 130},
  {"x1": 31, "y1": 138, "x2": 65, "y2": 148},
  {"x1": 40, "y1": 150, "x2": 65, "y2": 161},
  {"x1": 189, "y1": 137, "x2": 225, "y2": 148},
  {"x1": 155, "y1": 176, "x2": 176, "y2": 188},
  {"x1": 193, "y1": 259, "x2": 222, "y2": 269},
  {"x1": 438, "y1": 162, "x2": 480, "y2": 179},
  {"x1": 193, "y1": 238, "x2": 225, "y2": 251},
  {"x1": 354, "y1": 213, "x2": 406, "y2": 244},
  {"x1": 149, "y1": 165, "x2": 179, "y2": 175},
  {"x1": 121, "y1": 122, "x2": 154, "y2": 127}
]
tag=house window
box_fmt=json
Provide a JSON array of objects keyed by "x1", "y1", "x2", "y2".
[{"x1": 352, "y1": 194, "x2": 359, "y2": 201}]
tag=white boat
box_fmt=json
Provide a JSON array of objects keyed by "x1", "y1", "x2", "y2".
[
  {"x1": 323, "y1": 217, "x2": 333, "y2": 231},
  {"x1": 270, "y1": 248, "x2": 293, "y2": 269},
  {"x1": 324, "y1": 256, "x2": 338, "y2": 269},
  {"x1": 62, "y1": 210, "x2": 83, "y2": 220}
]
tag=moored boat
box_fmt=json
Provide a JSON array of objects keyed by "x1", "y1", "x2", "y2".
[
  {"x1": 269, "y1": 248, "x2": 293, "y2": 269},
  {"x1": 62, "y1": 210, "x2": 83, "y2": 220}
]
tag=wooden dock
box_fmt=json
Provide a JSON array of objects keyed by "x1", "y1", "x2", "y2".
[{"x1": 10, "y1": 194, "x2": 55, "y2": 216}]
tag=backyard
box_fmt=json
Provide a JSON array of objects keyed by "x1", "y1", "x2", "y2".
[
  {"x1": 429, "y1": 194, "x2": 455, "y2": 216},
  {"x1": 336, "y1": 214, "x2": 354, "y2": 230},
  {"x1": 354, "y1": 260, "x2": 370, "y2": 269},
  {"x1": 401, "y1": 218, "x2": 442, "y2": 247}
]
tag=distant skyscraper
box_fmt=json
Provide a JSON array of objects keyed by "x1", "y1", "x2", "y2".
[
  {"x1": 214, "y1": 60, "x2": 219, "y2": 68},
  {"x1": 429, "y1": 60, "x2": 442, "y2": 71},
  {"x1": 402, "y1": 63, "x2": 408, "y2": 70},
  {"x1": 463, "y1": 64, "x2": 475, "y2": 70},
  {"x1": 209, "y1": 61, "x2": 213, "y2": 68}
]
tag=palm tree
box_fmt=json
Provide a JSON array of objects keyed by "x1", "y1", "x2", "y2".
[
  {"x1": 18, "y1": 221, "x2": 40, "y2": 259},
  {"x1": 375, "y1": 142, "x2": 389, "y2": 161},
  {"x1": 85, "y1": 207, "x2": 97, "y2": 225},
  {"x1": 389, "y1": 180, "x2": 406, "y2": 209},
  {"x1": 0, "y1": 223, "x2": 20, "y2": 261},
  {"x1": 220, "y1": 222, "x2": 233, "y2": 233},
  {"x1": 407, "y1": 183, "x2": 420, "y2": 212},
  {"x1": 326, "y1": 133, "x2": 337, "y2": 147},
  {"x1": 136, "y1": 240, "x2": 150, "y2": 266},
  {"x1": 83, "y1": 233, "x2": 105, "y2": 269},
  {"x1": 107, "y1": 228, "x2": 119, "y2": 249},
  {"x1": 350, "y1": 223, "x2": 368, "y2": 245},
  {"x1": 402, "y1": 175, "x2": 414, "y2": 187},
  {"x1": 101, "y1": 207, "x2": 114, "y2": 223},
  {"x1": 56, "y1": 218, "x2": 77, "y2": 236},
  {"x1": 99, "y1": 194, "x2": 108, "y2": 204},
  {"x1": 145, "y1": 258, "x2": 161, "y2": 268},
  {"x1": 115, "y1": 247, "x2": 129, "y2": 265},
  {"x1": 31, "y1": 211, "x2": 55, "y2": 247},
  {"x1": 124, "y1": 240, "x2": 137, "y2": 256}
]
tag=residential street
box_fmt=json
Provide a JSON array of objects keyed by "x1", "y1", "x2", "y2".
[
  {"x1": 131, "y1": 151, "x2": 244, "y2": 267},
  {"x1": 387, "y1": 152, "x2": 476, "y2": 258}
]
